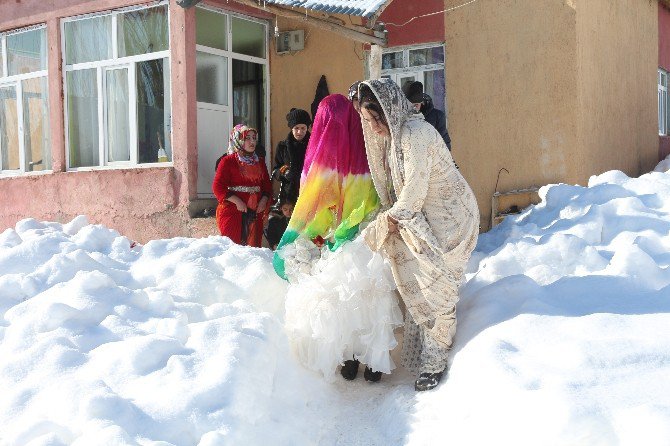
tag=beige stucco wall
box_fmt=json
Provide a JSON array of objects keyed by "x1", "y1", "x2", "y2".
[
  {"x1": 268, "y1": 16, "x2": 365, "y2": 164},
  {"x1": 444, "y1": 0, "x2": 579, "y2": 229},
  {"x1": 445, "y1": 0, "x2": 659, "y2": 230},
  {"x1": 576, "y1": 0, "x2": 658, "y2": 178}
]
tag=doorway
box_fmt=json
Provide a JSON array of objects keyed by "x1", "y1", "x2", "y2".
[{"x1": 195, "y1": 6, "x2": 268, "y2": 200}]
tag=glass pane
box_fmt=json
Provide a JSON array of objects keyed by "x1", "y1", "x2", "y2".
[
  {"x1": 137, "y1": 58, "x2": 171, "y2": 163},
  {"x1": 382, "y1": 51, "x2": 403, "y2": 69},
  {"x1": 196, "y1": 8, "x2": 227, "y2": 51},
  {"x1": 665, "y1": 90, "x2": 669, "y2": 136},
  {"x1": 23, "y1": 76, "x2": 51, "y2": 171},
  {"x1": 196, "y1": 51, "x2": 228, "y2": 105},
  {"x1": 64, "y1": 15, "x2": 113, "y2": 65},
  {"x1": 233, "y1": 59, "x2": 265, "y2": 147},
  {"x1": 67, "y1": 69, "x2": 99, "y2": 167},
  {"x1": 659, "y1": 91, "x2": 663, "y2": 134},
  {"x1": 409, "y1": 46, "x2": 444, "y2": 67},
  {"x1": 0, "y1": 85, "x2": 20, "y2": 170},
  {"x1": 105, "y1": 69, "x2": 130, "y2": 162},
  {"x1": 424, "y1": 69, "x2": 446, "y2": 112},
  {"x1": 118, "y1": 5, "x2": 169, "y2": 57},
  {"x1": 7, "y1": 28, "x2": 47, "y2": 76},
  {"x1": 231, "y1": 17, "x2": 265, "y2": 58}
]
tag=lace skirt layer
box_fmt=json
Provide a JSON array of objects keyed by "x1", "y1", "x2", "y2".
[{"x1": 282, "y1": 236, "x2": 403, "y2": 381}]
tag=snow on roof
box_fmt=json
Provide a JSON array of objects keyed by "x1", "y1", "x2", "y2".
[{"x1": 266, "y1": 0, "x2": 390, "y2": 18}]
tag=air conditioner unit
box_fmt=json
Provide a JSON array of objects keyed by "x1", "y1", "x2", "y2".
[{"x1": 276, "y1": 30, "x2": 305, "y2": 53}]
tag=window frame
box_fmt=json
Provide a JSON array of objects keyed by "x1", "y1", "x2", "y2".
[
  {"x1": 194, "y1": 4, "x2": 270, "y2": 153},
  {"x1": 659, "y1": 68, "x2": 668, "y2": 136},
  {"x1": 61, "y1": 2, "x2": 172, "y2": 171},
  {"x1": 0, "y1": 24, "x2": 50, "y2": 176},
  {"x1": 381, "y1": 43, "x2": 446, "y2": 75},
  {"x1": 380, "y1": 42, "x2": 447, "y2": 122}
]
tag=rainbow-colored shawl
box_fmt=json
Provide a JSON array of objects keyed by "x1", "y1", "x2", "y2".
[{"x1": 273, "y1": 94, "x2": 379, "y2": 279}]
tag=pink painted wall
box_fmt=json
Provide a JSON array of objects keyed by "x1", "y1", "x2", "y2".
[
  {"x1": 0, "y1": 169, "x2": 186, "y2": 240},
  {"x1": 660, "y1": 2, "x2": 670, "y2": 160},
  {"x1": 0, "y1": 0, "x2": 206, "y2": 242},
  {"x1": 201, "y1": 0, "x2": 274, "y2": 20},
  {"x1": 378, "y1": 0, "x2": 445, "y2": 47},
  {"x1": 0, "y1": 0, "x2": 279, "y2": 242}
]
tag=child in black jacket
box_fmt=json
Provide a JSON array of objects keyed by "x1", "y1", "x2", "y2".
[{"x1": 265, "y1": 200, "x2": 294, "y2": 250}]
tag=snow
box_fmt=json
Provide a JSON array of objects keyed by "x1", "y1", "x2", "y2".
[{"x1": 2, "y1": 166, "x2": 670, "y2": 445}]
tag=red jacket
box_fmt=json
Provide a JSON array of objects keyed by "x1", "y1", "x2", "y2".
[
  {"x1": 212, "y1": 153, "x2": 272, "y2": 246},
  {"x1": 212, "y1": 153, "x2": 272, "y2": 208}
]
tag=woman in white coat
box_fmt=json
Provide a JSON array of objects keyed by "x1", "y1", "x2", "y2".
[{"x1": 356, "y1": 79, "x2": 479, "y2": 391}]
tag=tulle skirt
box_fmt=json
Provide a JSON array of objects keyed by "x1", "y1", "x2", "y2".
[{"x1": 281, "y1": 236, "x2": 403, "y2": 381}]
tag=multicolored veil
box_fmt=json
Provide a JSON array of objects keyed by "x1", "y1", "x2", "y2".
[{"x1": 273, "y1": 94, "x2": 379, "y2": 279}]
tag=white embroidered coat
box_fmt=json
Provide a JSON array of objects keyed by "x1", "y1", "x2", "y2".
[{"x1": 359, "y1": 79, "x2": 479, "y2": 348}]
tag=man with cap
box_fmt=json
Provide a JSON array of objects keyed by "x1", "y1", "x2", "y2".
[
  {"x1": 402, "y1": 81, "x2": 452, "y2": 150},
  {"x1": 272, "y1": 108, "x2": 312, "y2": 206}
]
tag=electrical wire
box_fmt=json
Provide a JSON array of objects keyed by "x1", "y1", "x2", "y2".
[{"x1": 384, "y1": 0, "x2": 478, "y2": 28}]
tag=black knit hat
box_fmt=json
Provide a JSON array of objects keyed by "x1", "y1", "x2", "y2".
[
  {"x1": 402, "y1": 81, "x2": 424, "y2": 103},
  {"x1": 286, "y1": 108, "x2": 311, "y2": 128}
]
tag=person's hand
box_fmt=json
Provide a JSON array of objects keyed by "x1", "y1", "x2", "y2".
[
  {"x1": 257, "y1": 196, "x2": 269, "y2": 213},
  {"x1": 228, "y1": 195, "x2": 247, "y2": 212},
  {"x1": 279, "y1": 165, "x2": 289, "y2": 175},
  {"x1": 387, "y1": 214, "x2": 398, "y2": 233}
]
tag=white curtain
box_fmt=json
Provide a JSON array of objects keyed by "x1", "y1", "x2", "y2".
[{"x1": 106, "y1": 69, "x2": 130, "y2": 162}]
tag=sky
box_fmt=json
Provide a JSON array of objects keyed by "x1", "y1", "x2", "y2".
[{"x1": 1, "y1": 162, "x2": 670, "y2": 445}]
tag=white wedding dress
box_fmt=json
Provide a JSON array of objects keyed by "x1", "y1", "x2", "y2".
[{"x1": 280, "y1": 235, "x2": 403, "y2": 381}]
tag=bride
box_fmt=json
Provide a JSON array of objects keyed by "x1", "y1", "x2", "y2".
[{"x1": 273, "y1": 93, "x2": 403, "y2": 383}]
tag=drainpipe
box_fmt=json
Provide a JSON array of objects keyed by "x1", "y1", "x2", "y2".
[{"x1": 367, "y1": 44, "x2": 383, "y2": 79}]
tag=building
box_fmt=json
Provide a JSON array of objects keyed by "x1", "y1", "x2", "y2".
[
  {"x1": 0, "y1": 0, "x2": 667, "y2": 239},
  {"x1": 0, "y1": 0, "x2": 387, "y2": 241},
  {"x1": 659, "y1": 0, "x2": 670, "y2": 159}
]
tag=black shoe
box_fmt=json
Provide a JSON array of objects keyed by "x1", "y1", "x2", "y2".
[
  {"x1": 414, "y1": 371, "x2": 444, "y2": 391},
  {"x1": 340, "y1": 359, "x2": 360, "y2": 380},
  {"x1": 364, "y1": 366, "x2": 382, "y2": 382}
]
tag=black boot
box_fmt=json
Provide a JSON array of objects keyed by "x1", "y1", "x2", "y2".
[
  {"x1": 414, "y1": 370, "x2": 444, "y2": 391},
  {"x1": 340, "y1": 359, "x2": 360, "y2": 380},
  {"x1": 363, "y1": 366, "x2": 382, "y2": 382}
]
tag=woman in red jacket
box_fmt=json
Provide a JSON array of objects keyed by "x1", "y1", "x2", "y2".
[{"x1": 213, "y1": 124, "x2": 272, "y2": 246}]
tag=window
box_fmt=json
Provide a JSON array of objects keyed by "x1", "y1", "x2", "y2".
[
  {"x1": 0, "y1": 25, "x2": 51, "y2": 174},
  {"x1": 194, "y1": 5, "x2": 269, "y2": 199},
  {"x1": 195, "y1": 6, "x2": 268, "y2": 144},
  {"x1": 382, "y1": 51, "x2": 403, "y2": 70},
  {"x1": 231, "y1": 17, "x2": 265, "y2": 59},
  {"x1": 63, "y1": 4, "x2": 171, "y2": 169},
  {"x1": 659, "y1": 68, "x2": 668, "y2": 136},
  {"x1": 381, "y1": 44, "x2": 447, "y2": 114}
]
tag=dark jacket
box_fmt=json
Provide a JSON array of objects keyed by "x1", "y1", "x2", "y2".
[
  {"x1": 272, "y1": 131, "x2": 310, "y2": 203},
  {"x1": 421, "y1": 94, "x2": 451, "y2": 150},
  {"x1": 265, "y1": 214, "x2": 289, "y2": 249}
]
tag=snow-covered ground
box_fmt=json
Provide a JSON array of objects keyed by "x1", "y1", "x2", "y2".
[{"x1": 2, "y1": 165, "x2": 670, "y2": 446}]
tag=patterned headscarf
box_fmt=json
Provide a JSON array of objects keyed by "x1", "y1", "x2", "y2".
[
  {"x1": 357, "y1": 79, "x2": 415, "y2": 208},
  {"x1": 227, "y1": 124, "x2": 259, "y2": 159}
]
